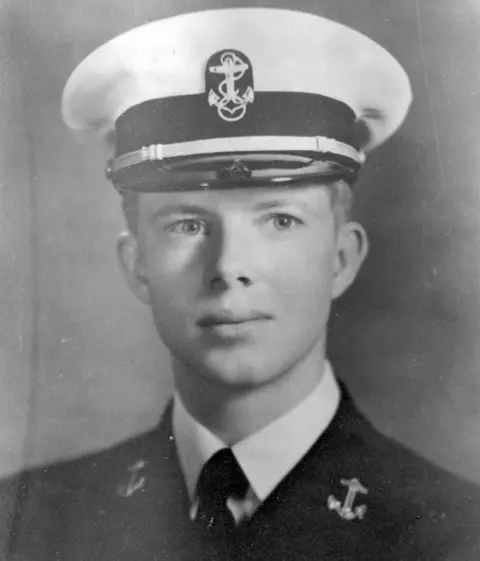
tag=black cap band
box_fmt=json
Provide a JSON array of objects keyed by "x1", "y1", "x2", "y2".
[{"x1": 114, "y1": 92, "x2": 359, "y2": 157}]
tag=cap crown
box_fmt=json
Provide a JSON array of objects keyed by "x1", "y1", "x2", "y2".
[{"x1": 62, "y1": 8, "x2": 412, "y2": 190}]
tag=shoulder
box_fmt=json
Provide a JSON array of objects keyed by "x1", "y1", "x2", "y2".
[
  {"x1": 353, "y1": 410, "x2": 480, "y2": 558},
  {"x1": 320, "y1": 387, "x2": 480, "y2": 558},
  {"x1": 6, "y1": 426, "x2": 157, "y2": 495},
  {"x1": 1, "y1": 413, "x2": 173, "y2": 531},
  {"x1": 335, "y1": 387, "x2": 480, "y2": 505},
  {"x1": 1, "y1": 419, "x2": 175, "y2": 560},
  {"x1": 2, "y1": 404, "x2": 191, "y2": 560},
  {"x1": 358, "y1": 415, "x2": 480, "y2": 505},
  {"x1": 5, "y1": 401, "x2": 174, "y2": 498}
]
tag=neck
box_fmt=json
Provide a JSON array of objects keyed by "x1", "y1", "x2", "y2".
[{"x1": 173, "y1": 341, "x2": 327, "y2": 445}]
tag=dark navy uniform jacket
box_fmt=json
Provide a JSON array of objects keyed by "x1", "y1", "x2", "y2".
[{"x1": 2, "y1": 386, "x2": 480, "y2": 560}]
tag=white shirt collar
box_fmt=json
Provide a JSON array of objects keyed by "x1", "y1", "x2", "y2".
[{"x1": 173, "y1": 361, "x2": 340, "y2": 503}]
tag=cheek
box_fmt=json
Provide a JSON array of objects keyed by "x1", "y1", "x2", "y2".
[
  {"x1": 143, "y1": 248, "x2": 198, "y2": 344},
  {"x1": 266, "y1": 240, "x2": 336, "y2": 346},
  {"x1": 141, "y1": 238, "x2": 203, "y2": 306},
  {"x1": 268, "y1": 235, "x2": 336, "y2": 302}
]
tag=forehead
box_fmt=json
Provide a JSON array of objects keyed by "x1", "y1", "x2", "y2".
[{"x1": 137, "y1": 183, "x2": 333, "y2": 216}]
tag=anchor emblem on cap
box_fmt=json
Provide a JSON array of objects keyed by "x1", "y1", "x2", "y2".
[
  {"x1": 206, "y1": 50, "x2": 255, "y2": 122},
  {"x1": 218, "y1": 159, "x2": 251, "y2": 180},
  {"x1": 327, "y1": 478, "x2": 368, "y2": 520}
]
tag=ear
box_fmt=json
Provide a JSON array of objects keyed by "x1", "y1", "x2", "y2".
[
  {"x1": 117, "y1": 231, "x2": 151, "y2": 305},
  {"x1": 331, "y1": 221, "x2": 369, "y2": 299}
]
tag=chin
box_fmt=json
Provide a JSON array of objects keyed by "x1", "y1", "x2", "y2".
[{"x1": 193, "y1": 352, "x2": 281, "y2": 391}]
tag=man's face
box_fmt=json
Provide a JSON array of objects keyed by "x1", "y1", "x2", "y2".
[{"x1": 119, "y1": 183, "x2": 365, "y2": 391}]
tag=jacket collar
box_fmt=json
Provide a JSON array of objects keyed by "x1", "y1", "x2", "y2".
[{"x1": 173, "y1": 361, "x2": 340, "y2": 504}]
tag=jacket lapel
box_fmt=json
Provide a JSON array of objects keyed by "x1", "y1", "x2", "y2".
[
  {"x1": 91, "y1": 402, "x2": 197, "y2": 560},
  {"x1": 233, "y1": 386, "x2": 426, "y2": 560}
]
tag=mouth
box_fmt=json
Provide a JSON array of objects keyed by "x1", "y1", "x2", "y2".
[
  {"x1": 197, "y1": 311, "x2": 272, "y2": 327},
  {"x1": 197, "y1": 311, "x2": 272, "y2": 337}
]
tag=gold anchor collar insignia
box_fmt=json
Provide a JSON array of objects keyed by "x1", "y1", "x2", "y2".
[
  {"x1": 328, "y1": 477, "x2": 368, "y2": 521},
  {"x1": 117, "y1": 459, "x2": 148, "y2": 498}
]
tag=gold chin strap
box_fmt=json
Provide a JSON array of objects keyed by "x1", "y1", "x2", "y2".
[{"x1": 106, "y1": 135, "x2": 364, "y2": 180}]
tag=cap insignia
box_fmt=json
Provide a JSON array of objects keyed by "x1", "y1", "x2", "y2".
[
  {"x1": 206, "y1": 50, "x2": 255, "y2": 122},
  {"x1": 218, "y1": 159, "x2": 251, "y2": 180}
]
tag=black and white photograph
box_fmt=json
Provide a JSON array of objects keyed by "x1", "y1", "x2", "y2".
[{"x1": 1, "y1": 0, "x2": 479, "y2": 559}]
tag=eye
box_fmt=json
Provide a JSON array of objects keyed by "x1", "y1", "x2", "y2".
[
  {"x1": 168, "y1": 219, "x2": 207, "y2": 236},
  {"x1": 269, "y1": 213, "x2": 303, "y2": 231}
]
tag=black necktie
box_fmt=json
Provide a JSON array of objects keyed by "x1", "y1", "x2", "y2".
[{"x1": 194, "y1": 448, "x2": 249, "y2": 547}]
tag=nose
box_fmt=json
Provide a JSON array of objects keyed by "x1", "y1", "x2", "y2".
[{"x1": 205, "y1": 219, "x2": 255, "y2": 291}]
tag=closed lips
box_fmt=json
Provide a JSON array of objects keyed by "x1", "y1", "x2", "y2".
[{"x1": 197, "y1": 313, "x2": 272, "y2": 326}]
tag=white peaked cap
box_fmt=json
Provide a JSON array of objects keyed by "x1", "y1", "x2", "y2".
[{"x1": 62, "y1": 8, "x2": 412, "y2": 191}]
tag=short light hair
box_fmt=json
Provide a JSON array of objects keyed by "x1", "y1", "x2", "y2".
[
  {"x1": 328, "y1": 179, "x2": 354, "y2": 227},
  {"x1": 119, "y1": 178, "x2": 354, "y2": 236},
  {"x1": 121, "y1": 190, "x2": 140, "y2": 235}
]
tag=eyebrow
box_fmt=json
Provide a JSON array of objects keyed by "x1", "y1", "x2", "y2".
[
  {"x1": 252, "y1": 198, "x2": 323, "y2": 219},
  {"x1": 251, "y1": 199, "x2": 310, "y2": 211},
  {"x1": 150, "y1": 198, "x2": 312, "y2": 219},
  {"x1": 151, "y1": 204, "x2": 211, "y2": 219}
]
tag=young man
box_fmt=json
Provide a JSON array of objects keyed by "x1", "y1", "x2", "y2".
[{"x1": 4, "y1": 7, "x2": 480, "y2": 561}]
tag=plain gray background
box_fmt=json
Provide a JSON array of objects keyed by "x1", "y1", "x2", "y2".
[{"x1": 1, "y1": 0, "x2": 479, "y2": 487}]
